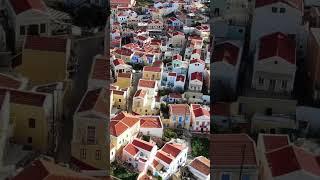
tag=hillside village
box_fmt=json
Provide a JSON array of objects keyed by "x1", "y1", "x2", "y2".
[
  {"x1": 2, "y1": 0, "x2": 320, "y2": 179},
  {"x1": 108, "y1": 0, "x2": 210, "y2": 179}
]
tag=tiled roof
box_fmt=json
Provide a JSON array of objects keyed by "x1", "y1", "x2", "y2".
[
  {"x1": 190, "y1": 72, "x2": 203, "y2": 81},
  {"x1": 112, "y1": 90, "x2": 125, "y2": 95},
  {"x1": 169, "y1": 104, "x2": 190, "y2": 115},
  {"x1": 173, "y1": 54, "x2": 182, "y2": 60},
  {"x1": 124, "y1": 143, "x2": 139, "y2": 156},
  {"x1": 169, "y1": 93, "x2": 182, "y2": 99},
  {"x1": 10, "y1": 0, "x2": 47, "y2": 14},
  {"x1": 168, "y1": 72, "x2": 177, "y2": 76},
  {"x1": 176, "y1": 75, "x2": 185, "y2": 82},
  {"x1": 266, "y1": 145, "x2": 320, "y2": 177},
  {"x1": 152, "y1": 60, "x2": 163, "y2": 67},
  {"x1": 77, "y1": 88, "x2": 107, "y2": 115},
  {"x1": 110, "y1": 112, "x2": 140, "y2": 137},
  {"x1": 134, "y1": 89, "x2": 146, "y2": 98},
  {"x1": 114, "y1": 48, "x2": 133, "y2": 56},
  {"x1": 213, "y1": 42, "x2": 239, "y2": 66},
  {"x1": 193, "y1": 107, "x2": 210, "y2": 117},
  {"x1": 255, "y1": 0, "x2": 303, "y2": 11},
  {"x1": 258, "y1": 32, "x2": 296, "y2": 64},
  {"x1": 190, "y1": 59, "x2": 205, "y2": 65},
  {"x1": 0, "y1": 73, "x2": 23, "y2": 89},
  {"x1": 91, "y1": 56, "x2": 108, "y2": 80},
  {"x1": 13, "y1": 159, "x2": 97, "y2": 180},
  {"x1": 70, "y1": 157, "x2": 99, "y2": 171},
  {"x1": 138, "y1": 79, "x2": 156, "y2": 88},
  {"x1": 140, "y1": 116, "x2": 162, "y2": 128},
  {"x1": 192, "y1": 49, "x2": 201, "y2": 54},
  {"x1": 190, "y1": 156, "x2": 210, "y2": 176},
  {"x1": 262, "y1": 134, "x2": 290, "y2": 153},
  {"x1": 0, "y1": 88, "x2": 46, "y2": 107},
  {"x1": 162, "y1": 143, "x2": 184, "y2": 157},
  {"x1": 24, "y1": 36, "x2": 67, "y2": 52},
  {"x1": 113, "y1": 59, "x2": 125, "y2": 66},
  {"x1": 156, "y1": 150, "x2": 174, "y2": 164},
  {"x1": 143, "y1": 66, "x2": 161, "y2": 72},
  {"x1": 132, "y1": 138, "x2": 154, "y2": 152},
  {"x1": 211, "y1": 134, "x2": 257, "y2": 167}
]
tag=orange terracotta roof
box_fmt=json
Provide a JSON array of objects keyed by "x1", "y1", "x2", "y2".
[
  {"x1": 0, "y1": 88, "x2": 46, "y2": 107},
  {"x1": 140, "y1": 116, "x2": 162, "y2": 128},
  {"x1": 169, "y1": 104, "x2": 190, "y2": 115},
  {"x1": 24, "y1": 36, "x2": 67, "y2": 52},
  {"x1": 190, "y1": 156, "x2": 210, "y2": 176},
  {"x1": 0, "y1": 73, "x2": 23, "y2": 89},
  {"x1": 138, "y1": 79, "x2": 156, "y2": 88}
]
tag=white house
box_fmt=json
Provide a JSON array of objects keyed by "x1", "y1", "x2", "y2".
[
  {"x1": 150, "y1": 141, "x2": 188, "y2": 180},
  {"x1": 138, "y1": 79, "x2": 157, "y2": 96},
  {"x1": 191, "y1": 104, "x2": 210, "y2": 133},
  {"x1": 139, "y1": 116, "x2": 163, "y2": 138},
  {"x1": 188, "y1": 156, "x2": 210, "y2": 180},
  {"x1": 110, "y1": 143, "x2": 116, "y2": 162},
  {"x1": 190, "y1": 49, "x2": 201, "y2": 60},
  {"x1": 4, "y1": 0, "x2": 51, "y2": 49},
  {"x1": 122, "y1": 138, "x2": 158, "y2": 172},
  {"x1": 112, "y1": 58, "x2": 132, "y2": 77},
  {"x1": 117, "y1": 12, "x2": 128, "y2": 24},
  {"x1": 189, "y1": 72, "x2": 203, "y2": 92},
  {"x1": 188, "y1": 59, "x2": 205, "y2": 79},
  {"x1": 251, "y1": 32, "x2": 296, "y2": 93},
  {"x1": 250, "y1": 0, "x2": 304, "y2": 52},
  {"x1": 212, "y1": 41, "x2": 242, "y2": 92},
  {"x1": 174, "y1": 74, "x2": 186, "y2": 91}
]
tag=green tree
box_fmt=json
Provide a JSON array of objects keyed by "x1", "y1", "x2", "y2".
[
  {"x1": 191, "y1": 137, "x2": 209, "y2": 158},
  {"x1": 163, "y1": 129, "x2": 178, "y2": 141}
]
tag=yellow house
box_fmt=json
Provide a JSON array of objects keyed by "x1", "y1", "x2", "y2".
[
  {"x1": 132, "y1": 89, "x2": 159, "y2": 115},
  {"x1": 15, "y1": 36, "x2": 72, "y2": 86},
  {"x1": 71, "y1": 88, "x2": 108, "y2": 170},
  {"x1": 142, "y1": 66, "x2": 162, "y2": 81},
  {"x1": 112, "y1": 89, "x2": 127, "y2": 110},
  {"x1": 0, "y1": 88, "x2": 52, "y2": 152},
  {"x1": 110, "y1": 112, "x2": 140, "y2": 151},
  {"x1": 114, "y1": 72, "x2": 132, "y2": 89}
]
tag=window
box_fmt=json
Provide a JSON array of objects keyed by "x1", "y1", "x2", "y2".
[
  {"x1": 272, "y1": 7, "x2": 278, "y2": 13},
  {"x1": 95, "y1": 150, "x2": 101, "y2": 160},
  {"x1": 258, "y1": 77, "x2": 264, "y2": 85},
  {"x1": 40, "y1": 24, "x2": 46, "y2": 33},
  {"x1": 280, "y1": 8, "x2": 286, "y2": 13},
  {"x1": 274, "y1": 61, "x2": 278, "y2": 64},
  {"x1": 196, "y1": 121, "x2": 199, "y2": 125},
  {"x1": 87, "y1": 126, "x2": 96, "y2": 144},
  {"x1": 241, "y1": 175, "x2": 250, "y2": 180},
  {"x1": 282, "y1": 80, "x2": 287, "y2": 89},
  {"x1": 239, "y1": 29, "x2": 243, "y2": 33},
  {"x1": 28, "y1": 118, "x2": 35, "y2": 128},
  {"x1": 20, "y1": 26, "x2": 26, "y2": 35},
  {"x1": 119, "y1": 99, "x2": 121, "y2": 102},
  {"x1": 80, "y1": 149, "x2": 86, "y2": 159},
  {"x1": 221, "y1": 173, "x2": 231, "y2": 180},
  {"x1": 27, "y1": 137, "x2": 32, "y2": 143}
]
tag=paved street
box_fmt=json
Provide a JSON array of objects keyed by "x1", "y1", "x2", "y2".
[{"x1": 55, "y1": 34, "x2": 104, "y2": 162}]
